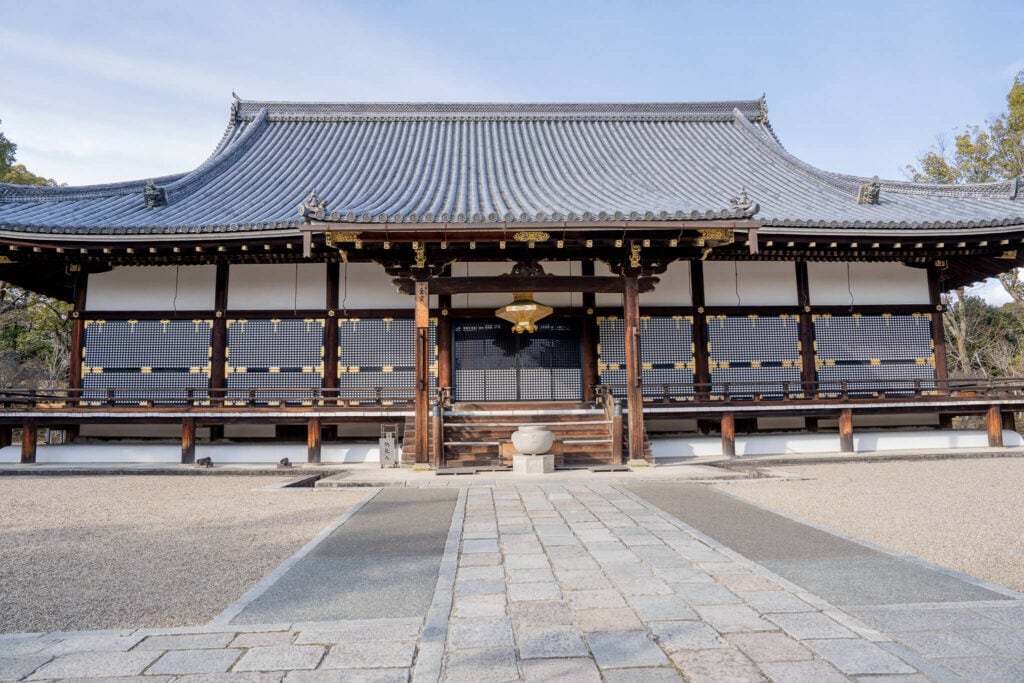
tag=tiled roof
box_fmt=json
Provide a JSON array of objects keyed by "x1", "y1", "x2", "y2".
[{"x1": 0, "y1": 97, "x2": 1021, "y2": 237}]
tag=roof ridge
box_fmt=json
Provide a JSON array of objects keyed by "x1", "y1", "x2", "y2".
[
  {"x1": 232, "y1": 98, "x2": 767, "y2": 123},
  {"x1": 0, "y1": 173, "x2": 186, "y2": 203},
  {"x1": 827, "y1": 171, "x2": 1021, "y2": 200}
]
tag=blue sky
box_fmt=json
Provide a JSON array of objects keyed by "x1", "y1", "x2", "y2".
[{"x1": 1, "y1": 1, "x2": 1020, "y2": 188}]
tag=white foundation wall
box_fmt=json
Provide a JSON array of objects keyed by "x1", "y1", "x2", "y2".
[
  {"x1": 450, "y1": 261, "x2": 582, "y2": 309},
  {"x1": 704, "y1": 261, "x2": 798, "y2": 306},
  {"x1": 0, "y1": 442, "x2": 383, "y2": 464},
  {"x1": 87, "y1": 265, "x2": 216, "y2": 311},
  {"x1": 651, "y1": 429, "x2": 1023, "y2": 458},
  {"x1": 808, "y1": 262, "x2": 930, "y2": 305},
  {"x1": 228, "y1": 264, "x2": 326, "y2": 309},
  {"x1": 334, "y1": 262, "x2": 423, "y2": 309}
]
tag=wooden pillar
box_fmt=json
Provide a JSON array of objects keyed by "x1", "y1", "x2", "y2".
[
  {"x1": 581, "y1": 260, "x2": 599, "y2": 401},
  {"x1": 307, "y1": 416, "x2": 322, "y2": 463},
  {"x1": 324, "y1": 261, "x2": 340, "y2": 405},
  {"x1": 431, "y1": 404, "x2": 444, "y2": 469},
  {"x1": 795, "y1": 262, "x2": 817, "y2": 395},
  {"x1": 689, "y1": 261, "x2": 710, "y2": 400},
  {"x1": 987, "y1": 405, "x2": 1004, "y2": 447},
  {"x1": 623, "y1": 274, "x2": 646, "y2": 463},
  {"x1": 414, "y1": 280, "x2": 431, "y2": 468},
  {"x1": 1001, "y1": 410, "x2": 1016, "y2": 434},
  {"x1": 20, "y1": 419, "x2": 36, "y2": 464},
  {"x1": 838, "y1": 408, "x2": 854, "y2": 453},
  {"x1": 181, "y1": 417, "x2": 196, "y2": 464},
  {"x1": 927, "y1": 266, "x2": 949, "y2": 388},
  {"x1": 210, "y1": 263, "x2": 229, "y2": 407},
  {"x1": 721, "y1": 412, "x2": 736, "y2": 457},
  {"x1": 438, "y1": 288, "x2": 452, "y2": 390},
  {"x1": 68, "y1": 270, "x2": 87, "y2": 405}
]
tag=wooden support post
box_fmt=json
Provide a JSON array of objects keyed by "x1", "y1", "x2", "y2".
[
  {"x1": 838, "y1": 409, "x2": 854, "y2": 453},
  {"x1": 210, "y1": 263, "x2": 229, "y2": 408},
  {"x1": 181, "y1": 417, "x2": 196, "y2": 464},
  {"x1": 0, "y1": 425, "x2": 12, "y2": 448},
  {"x1": 307, "y1": 416, "x2": 322, "y2": 463},
  {"x1": 795, "y1": 262, "x2": 817, "y2": 395},
  {"x1": 987, "y1": 405, "x2": 1004, "y2": 447},
  {"x1": 324, "y1": 262, "x2": 340, "y2": 405},
  {"x1": 611, "y1": 404, "x2": 624, "y2": 464},
  {"x1": 623, "y1": 274, "x2": 647, "y2": 464},
  {"x1": 689, "y1": 261, "x2": 710, "y2": 400},
  {"x1": 68, "y1": 270, "x2": 87, "y2": 403},
  {"x1": 438, "y1": 281, "x2": 452, "y2": 390},
  {"x1": 927, "y1": 266, "x2": 949, "y2": 387},
  {"x1": 1001, "y1": 410, "x2": 1016, "y2": 434},
  {"x1": 431, "y1": 404, "x2": 444, "y2": 469},
  {"x1": 20, "y1": 419, "x2": 36, "y2": 464},
  {"x1": 414, "y1": 280, "x2": 431, "y2": 468},
  {"x1": 581, "y1": 260, "x2": 599, "y2": 402},
  {"x1": 721, "y1": 412, "x2": 736, "y2": 457}
]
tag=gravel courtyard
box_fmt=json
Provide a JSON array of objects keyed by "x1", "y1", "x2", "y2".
[
  {"x1": 0, "y1": 476, "x2": 365, "y2": 633},
  {"x1": 718, "y1": 457, "x2": 1024, "y2": 593}
]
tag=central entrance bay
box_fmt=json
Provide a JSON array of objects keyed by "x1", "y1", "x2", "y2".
[{"x1": 452, "y1": 319, "x2": 583, "y2": 402}]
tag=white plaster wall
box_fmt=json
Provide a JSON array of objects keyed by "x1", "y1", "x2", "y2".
[
  {"x1": 704, "y1": 261, "x2": 798, "y2": 306},
  {"x1": 594, "y1": 260, "x2": 619, "y2": 308},
  {"x1": 86, "y1": 266, "x2": 216, "y2": 311},
  {"x1": 335, "y1": 262, "x2": 411, "y2": 309},
  {"x1": 808, "y1": 262, "x2": 930, "y2": 306},
  {"x1": 79, "y1": 424, "x2": 208, "y2": 439},
  {"x1": 228, "y1": 264, "x2": 326, "y2": 310},
  {"x1": 449, "y1": 261, "x2": 582, "y2": 309},
  {"x1": 641, "y1": 260, "x2": 692, "y2": 306}
]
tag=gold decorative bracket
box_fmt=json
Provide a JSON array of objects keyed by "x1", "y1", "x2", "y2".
[
  {"x1": 696, "y1": 228, "x2": 735, "y2": 260},
  {"x1": 324, "y1": 231, "x2": 362, "y2": 248}
]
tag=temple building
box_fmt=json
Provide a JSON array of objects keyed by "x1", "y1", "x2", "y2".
[{"x1": 2, "y1": 97, "x2": 1023, "y2": 467}]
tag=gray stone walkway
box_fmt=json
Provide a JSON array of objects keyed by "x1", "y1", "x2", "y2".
[{"x1": 1, "y1": 482, "x2": 1022, "y2": 682}]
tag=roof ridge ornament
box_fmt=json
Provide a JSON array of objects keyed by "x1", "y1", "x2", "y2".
[
  {"x1": 759, "y1": 94, "x2": 768, "y2": 122},
  {"x1": 857, "y1": 176, "x2": 881, "y2": 205},
  {"x1": 143, "y1": 180, "x2": 166, "y2": 208},
  {"x1": 730, "y1": 187, "x2": 759, "y2": 215},
  {"x1": 299, "y1": 190, "x2": 328, "y2": 221}
]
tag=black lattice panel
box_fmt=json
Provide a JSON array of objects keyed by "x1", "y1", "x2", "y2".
[
  {"x1": 707, "y1": 315, "x2": 801, "y2": 399},
  {"x1": 226, "y1": 319, "x2": 325, "y2": 405},
  {"x1": 814, "y1": 313, "x2": 936, "y2": 395},
  {"x1": 81, "y1": 319, "x2": 212, "y2": 404},
  {"x1": 453, "y1": 320, "x2": 581, "y2": 401},
  {"x1": 598, "y1": 316, "x2": 695, "y2": 401},
  {"x1": 337, "y1": 318, "x2": 436, "y2": 403}
]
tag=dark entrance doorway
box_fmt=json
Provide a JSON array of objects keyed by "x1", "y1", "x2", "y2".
[{"x1": 452, "y1": 319, "x2": 583, "y2": 402}]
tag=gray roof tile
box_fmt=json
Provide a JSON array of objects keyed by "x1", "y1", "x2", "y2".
[{"x1": 0, "y1": 98, "x2": 1021, "y2": 237}]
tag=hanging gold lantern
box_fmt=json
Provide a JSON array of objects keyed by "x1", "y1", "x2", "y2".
[{"x1": 495, "y1": 292, "x2": 553, "y2": 334}]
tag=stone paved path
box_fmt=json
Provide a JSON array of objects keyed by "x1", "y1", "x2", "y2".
[{"x1": 2, "y1": 482, "x2": 1022, "y2": 682}]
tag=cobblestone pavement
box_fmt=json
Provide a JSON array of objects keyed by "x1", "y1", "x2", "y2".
[{"x1": 2, "y1": 482, "x2": 1022, "y2": 682}]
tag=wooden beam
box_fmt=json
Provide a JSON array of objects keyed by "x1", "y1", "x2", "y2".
[
  {"x1": 307, "y1": 416, "x2": 322, "y2": 463},
  {"x1": 623, "y1": 274, "x2": 647, "y2": 463},
  {"x1": 396, "y1": 275, "x2": 658, "y2": 295},
  {"x1": 414, "y1": 280, "x2": 430, "y2": 468},
  {"x1": 927, "y1": 266, "x2": 949, "y2": 384},
  {"x1": 838, "y1": 409, "x2": 854, "y2": 453},
  {"x1": 181, "y1": 417, "x2": 196, "y2": 464},
  {"x1": 690, "y1": 261, "x2": 710, "y2": 399},
  {"x1": 20, "y1": 419, "x2": 36, "y2": 464},
  {"x1": 987, "y1": 405, "x2": 1004, "y2": 447},
  {"x1": 721, "y1": 412, "x2": 736, "y2": 457}
]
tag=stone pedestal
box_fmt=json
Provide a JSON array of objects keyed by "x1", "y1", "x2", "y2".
[{"x1": 513, "y1": 453, "x2": 554, "y2": 474}]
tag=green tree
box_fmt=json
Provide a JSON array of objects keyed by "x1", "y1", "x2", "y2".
[
  {"x1": 0, "y1": 118, "x2": 68, "y2": 390},
  {"x1": 0, "y1": 118, "x2": 55, "y2": 186},
  {"x1": 906, "y1": 71, "x2": 1024, "y2": 185}
]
